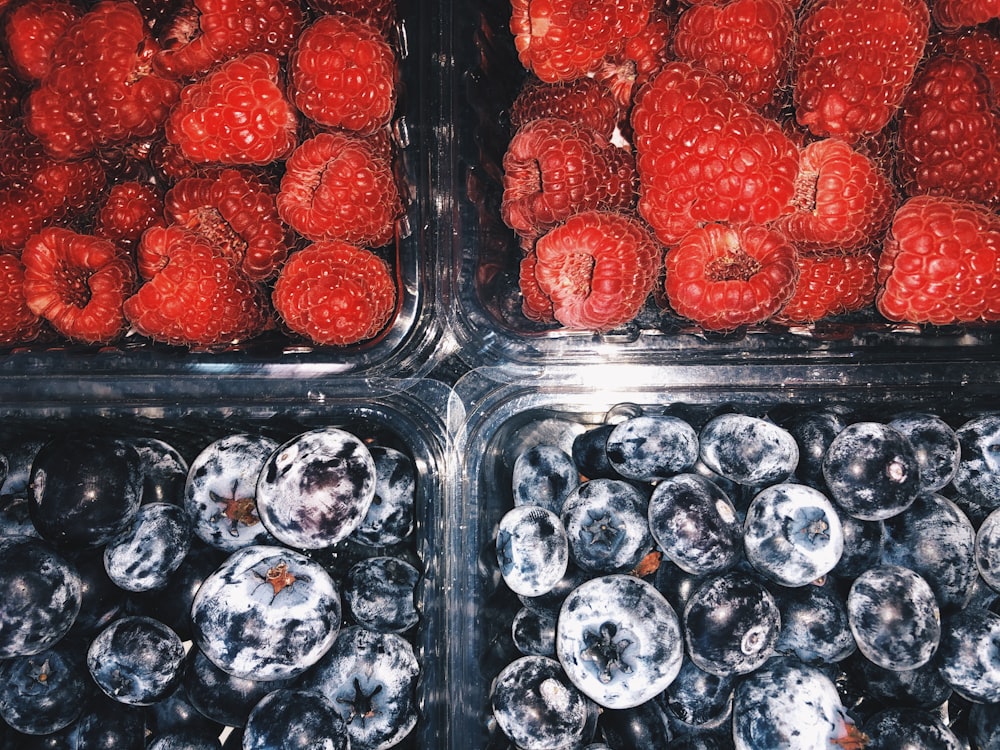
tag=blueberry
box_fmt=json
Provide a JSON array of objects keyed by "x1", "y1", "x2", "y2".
[
  {"x1": 191, "y1": 544, "x2": 341, "y2": 681},
  {"x1": 87, "y1": 615, "x2": 185, "y2": 706},
  {"x1": 242, "y1": 689, "x2": 349, "y2": 750},
  {"x1": 0, "y1": 535, "x2": 81, "y2": 658},
  {"x1": 880, "y1": 492, "x2": 976, "y2": 612},
  {"x1": 0, "y1": 642, "x2": 91, "y2": 734},
  {"x1": 561, "y1": 479, "x2": 652, "y2": 574},
  {"x1": 183, "y1": 647, "x2": 293, "y2": 729},
  {"x1": 512, "y1": 444, "x2": 580, "y2": 514},
  {"x1": 490, "y1": 655, "x2": 597, "y2": 750},
  {"x1": 975, "y1": 506, "x2": 1000, "y2": 592},
  {"x1": 68, "y1": 693, "x2": 145, "y2": 750},
  {"x1": 847, "y1": 564, "x2": 940, "y2": 671},
  {"x1": 647, "y1": 473, "x2": 742, "y2": 577},
  {"x1": 344, "y1": 555, "x2": 420, "y2": 634},
  {"x1": 683, "y1": 571, "x2": 780, "y2": 677},
  {"x1": 888, "y1": 412, "x2": 961, "y2": 493},
  {"x1": 845, "y1": 650, "x2": 952, "y2": 709},
  {"x1": 296, "y1": 625, "x2": 419, "y2": 750},
  {"x1": 29, "y1": 435, "x2": 143, "y2": 550},
  {"x1": 128, "y1": 437, "x2": 189, "y2": 506},
  {"x1": 497, "y1": 504, "x2": 570, "y2": 596},
  {"x1": 698, "y1": 414, "x2": 798, "y2": 487},
  {"x1": 604, "y1": 415, "x2": 699, "y2": 482},
  {"x1": 968, "y1": 701, "x2": 1000, "y2": 750},
  {"x1": 665, "y1": 735, "x2": 732, "y2": 750},
  {"x1": 512, "y1": 606, "x2": 557, "y2": 656},
  {"x1": 953, "y1": 413, "x2": 1000, "y2": 509},
  {"x1": 556, "y1": 574, "x2": 683, "y2": 709},
  {"x1": 349, "y1": 445, "x2": 415, "y2": 548},
  {"x1": 773, "y1": 583, "x2": 856, "y2": 665},
  {"x1": 518, "y1": 562, "x2": 592, "y2": 617},
  {"x1": 862, "y1": 707, "x2": 963, "y2": 750},
  {"x1": 147, "y1": 732, "x2": 224, "y2": 750},
  {"x1": 822, "y1": 421, "x2": 921, "y2": 521},
  {"x1": 664, "y1": 657, "x2": 735, "y2": 730},
  {"x1": 572, "y1": 424, "x2": 621, "y2": 480},
  {"x1": 779, "y1": 409, "x2": 848, "y2": 490},
  {"x1": 103, "y1": 501, "x2": 192, "y2": 592},
  {"x1": 144, "y1": 680, "x2": 224, "y2": 740},
  {"x1": 936, "y1": 607, "x2": 1000, "y2": 703},
  {"x1": 256, "y1": 427, "x2": 376, "y2": 550},
  {"x1": 743, "y1": 482, "x2": 844, "y2": 587},
  {"x1": 184, "y1": 434, "x2": 279, "y2": 552},
  {"x1": 829, "y1": 508, "x2": 883, "y2": 580},
  {"x1": 597, "y1": 697, "x2": 674, "y2": 748}
]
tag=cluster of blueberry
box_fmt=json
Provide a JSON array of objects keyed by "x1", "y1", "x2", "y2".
[
  {"x1": 487, "y1": 405, "x2": 1000, "y2": 749},
  {"x1": 0, "y1": 421, "x2": 422, "y2": 749}
]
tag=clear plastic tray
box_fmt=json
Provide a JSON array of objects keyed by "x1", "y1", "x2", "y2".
[
  {"x1": 1, "y1": 0, "x2": 448, "y2": 379},
  {"x1": 451, "y1": 362, "x2": 1000, "y2": 749},
  {"x1": 440, "y1": 0, "x2": 1000, "y2": 368},
  {"x1": 0, "y1": 374, "x2": 462, "y2": 748}
]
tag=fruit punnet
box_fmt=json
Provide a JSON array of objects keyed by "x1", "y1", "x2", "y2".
[
  {"x1": 0, "y1": 0, "x2": 408, "y2": 349},
  {"x1": 497, "y1": 0, "x2": 1000, "y2": 332}
]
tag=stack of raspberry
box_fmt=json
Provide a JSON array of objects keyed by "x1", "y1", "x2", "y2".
[
  {"x1": 503, "y1": 0, "x2": 1000, "y2": 332},
  {"x1": 0, "y1": 0, "x2": 403, "y2": 348}
]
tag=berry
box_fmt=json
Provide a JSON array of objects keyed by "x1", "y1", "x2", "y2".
[
  {"x1": 0, "y1": 253, "x2": 41, "y2": 346},
  {"x1": 87, "y1": 615, "x2": 186, "y2": 706},
  {"x1": 932, "y1": 0, "x2": 1000, "y2": 30},
  {"x1": 276, "y1": 132, "x2": 401, "y2": 246},
  {"x1": 343, "y1": 555, "x2": 419, "y2": 634},
  {"x1": 21, "y1": 226, "x2": 136, "y2": 344},
  {"x1": 498, "y1": 505, "x2": 570, "y2": 597},
  {"x1": 595, "y1": 9, "x2": 673, "y2": 109},
  {"x1": 0, "y1": 52, "x2": 21, "y2": 126},
  {"x1": 933, "y1": 27, "x2": 1000, "y2": 96},
  {"x1": 897, "y1": 54, "x2": 1000, "y2": 210},
  {"x1": 509, "y1": 76, "x2": 623, "y2": 140},
  {"x1": 124, "y1": 225, "x2": 268, "y2": 347},
  {"x1": 289, "y1": 14, "x2": 398, "y2": 136},
  {"x1": 93, "y1": 181, "x2": 165, "y2": 250},
  {"x1": 664, "y1": 223, "x2": 799, "y2": 330},
  {"x1": 24, "y1": 1, "x2": 181, "y2": 160},
  {"x1": 876, "y1": 195, "x2": 1000, "y2": 324},
  {"x1": 153, "y1": 0, "x2": 304, "y2": 80},
  {"x1": 631, "y1": 61, "x2": 799, "y2": 246},
  {"x1": 308, "y1": 0, "x2": 399, "y2": 38},
  {"x1": 509, "y1": 0, "x2": 653, "y2": 83},
  {"x1": 2, "y1": 0, "x2": 80, "y2": 82},
  {"x1": 243, "y1": 689, "x2": 348, "y2": 750},
  {"x1": 792, "y1": 0, "x2": 930, "y2": 142},
  {"x1": 772, "y1": 251, "x2": 877, "y2": 325},
  {"x1": 560, "y1": 478, "x2": 652, "y2": 574},
  {"x1": 605, "y1": 415, "x2": 699, "y2": 482},
  {"x1": 271, "y1": 240, "x2": 397, "y2": 346},
  {"x1": 523, "y1": 210, "x2": 660, "y2": 331},
  {"x1": 164, "y1": 168, "x2": 290, "y2": 281}
]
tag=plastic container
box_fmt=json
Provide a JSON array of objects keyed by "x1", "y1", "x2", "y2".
[
  {"x1": 441, "y1": 0, "x2": 1000, "y2": 368},
  {"x1": 0, "y1": 374, "x2": 461, "y2": 748},
  {"x1": 451, "y1": 362, "x2": 1000, "y2": 749},
  {"x1": 1, "y1": 0, "x2": 449, "y2": 379}
]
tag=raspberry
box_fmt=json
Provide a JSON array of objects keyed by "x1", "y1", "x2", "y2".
[
  {"x1": 876, "y1": 195, "x2": 1000, "y2": 325},
  {"x1": 164, "y1": 169, "x2": 290, "y2": 281},
  {"x1": 0, "y1": 53, "x2": 20, "y2": 127},
  {"x1": 164, "y1": 53, "x2": 298, "y2": 166},
  {"x1": 0, "y1": 253, "x2": 42, "y2": 346},
  {"x1": 153, "y1": 0, "x2": 304, "y2": 80},
  {"x1": 276, "y1": 132, "x2": 402, "y2": 247},
  {"x1": 792, "y1": 0, "x2": 929, "y2": 142},
  {"x1": 272, "y1": 240, "x2": 396, "y2": 346},
  {"x1": 510, "y1": 76, "x2": 623, "y2": 140},
  {"x1": 24, "y1": 1, "x2": 181, "y2": 160},
  {"x1": 518, "y1": 250, "x2": 555, "y2": 324},
  {"x1": 525, "y1": 210, "x2": 661, "y2": 331},
  {"x1": 501, "y1": 117, "x2": 636, "y2": 247},
  {"x1": 510, "y1": 0, "x2": 653, "y2": 83},
  {"x1": 3, "y1": 0, "x2": 80, "y2": 82},
  {"x1": 773, "y1": 138, "x2": 896, "y2": 256},
  {"x1": 595, "y1": 9, "x2": 674, "y2": 108},
  {"x1": 664, "y1": 223, "x2": 799, "y2": 330},
  {"x1": 631, "y1": 61, "x2": 799, "y2": 247},
  {"x1": 932, "y1": 0, "x2": 1000, "y2": 30},
  {"x1": 773, "y1": 251, "x2": 877, "y2": 325},
  {"x1": 93, "y1": 182, "x2": 165, "y2": 251},
  {"x1": 124, "y1": 225, "x2": 268, "y2": 347},
  {"x1": 897, "y1": 55, "x2": 1000, "y2": 210},
  {"x1": 934, "y1": 28, "x2": 1000, "y2": 97},
  {"x1": 21, "y1": 227, "x2": 136, "y2": 344},
  {"x1": 308, "y1": 0, "x2": 398, "y2": 37},
  {"x1": 288, "y1": 14, "x2": 398, "y2": 136},
  {"x1": 672, "y1": 0, "x2": 794, "y2": 111}
]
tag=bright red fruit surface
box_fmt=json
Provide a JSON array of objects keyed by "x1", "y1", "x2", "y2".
[
  {"x1": 773, "y1": 251, "x2": 877, "y2": 324},
  {"x1": 3, "y1": 0, "x2": 80, "y2": 82},
  {"x1": 0, "y1": 253, "x2": 41, "y2": 346},
  {"x1": 510, "y1": 76, "x2": 623, "y2": 140}
]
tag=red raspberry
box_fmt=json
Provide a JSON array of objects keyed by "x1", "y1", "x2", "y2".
[
  {"x1": 518, "y1": 250, "x2": 555, "y2": 324},
  {"x1": 501, "y1": 117, "x2": 636, "y2": 247},
  {"x1": 792, "y1": 0, "x2": 929, "y2": 142},
  {"x1": 3, "y1": 0, "x2": 80, "y2": 82},
  {"x1": 934, "y1": 28, "x2": 1000, "y2": 97},
  {"x1": 153, "y1": 0, "x2": 303, "y2": 80},
  {"x1": 525, "y1": 210, "x2": 661, "y2": 331},
  {"x1": 510, "y1": 76, "x2": 623, "y2": 141},
  {"x1": 876, "y1": 195, "x2": 1000, "y2": 324},
  {"x1": 0, "y1": 253, "x2": 42, "y2": 346},
  {"x1": 164, "y1": 53, "x2": 298, "y2": 166},
  {"x1": 163, "y1": 168, "x2": 290, "y2": 281},
  {"x1": 773, "y1": 138, "x2": 895, "y2": 256},
  {"x1": 288, "y1": 14, "x2": 398, "y2": 136},
  {"x1": 24, "y1": 1, "x2": 181, "y2": 160},
  {"x1": 510, "y1": 0, "x2": 654, "y2": 83},
  {"x1": 932, "y1": 0, "x2": 1000, "y2": 30},
  {"x1": 672, "y1": 0, "x2": 794, "y2": 112},
  {"x1": 0, "y1": 53, "x2": 21, "y2": 127},
  {"x1": 307, "y1": 0, "x2": 398, "y2": 38},
  {"x1": 124, "y1": 225, "x2": 268, "y2": 346},
  {"x1": 596, "y1": 9, "x2": 674, "y2": 109},
  {"x1": 631, "y1": 61, "x2": 799, "y2": 247},
  {"x1": 664, "y1": 223, "x2": 799, "y2": 330},
  {"x1": 272, "y1": 240, "x2": 396, "y2": 346},
  {"x1": 21, "y1": 227, "x2": 136, "y2": 344},
  {"x1": 276, "y1": 132, "x2": 402, "y2": 247},
  {"x1": 772, "y1": 251, "x2": 877, "y2": 324},
  {"x1": 93, "y1": 182, "x2": 165, "y2": 251},
  {"x1": 897, "y1": 55, "x2": 1000, "y2": 210}
]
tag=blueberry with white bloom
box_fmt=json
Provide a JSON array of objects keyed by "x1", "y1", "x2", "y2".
[
  {"x1": 888, "y1": 412, "x2": 961, "y2": 492},
  {"x1": 698, "y1": 413, "x2": 798, "y2": 486},
  {"x1": 937, "y1": 607, "x2": 1000, "y2": 703},
  {"x1": 863, "y1": 707, "x2": 963, "y2": 750},
  {"x1": 350, "y1": 445, "x2": 415, "y2": 548},
  {"x1": 975, "y1": 505, "x2": 1000, "y2": 592},
  {"x1": 243, "y1": 689, "x2": 349, "y2": 750},
  {"x1": 604, "y1": 414, "x2": 699, "y2": 482},
  {"x1": 104, "y1": 501, "x2": 191, "y2": 592},
  {"x1": 513, "y1": 444, "x2": 580, "y2": 514},
  {"x1": 561, "y1": 479, "x2": 652, "y2": 574},
  {"x1": 87, "y1": 615, "x2": 185, "y2": 706},
  {"x1": 953, "y1": 413, "x2": 1000, "y2": 509},
  {"x1": 497, "y1": 504, "x2": 569, "y2": 597}
]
